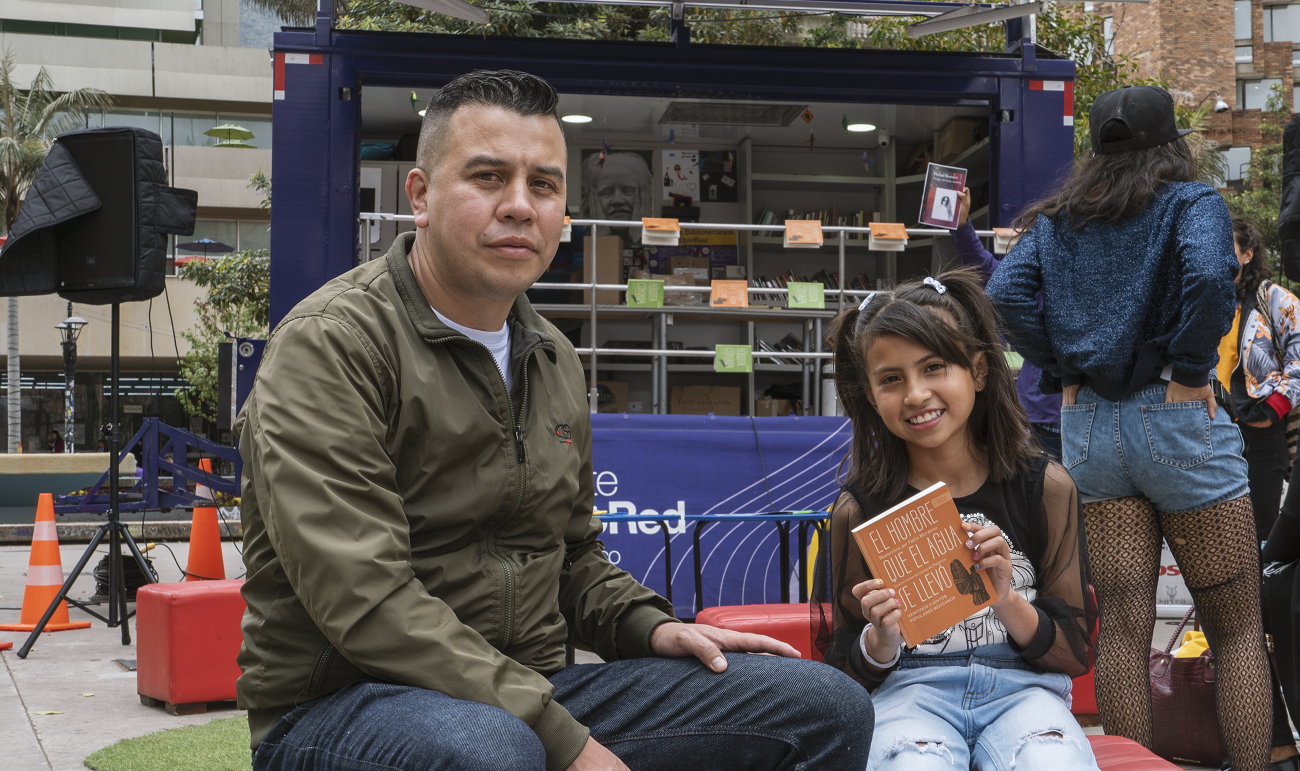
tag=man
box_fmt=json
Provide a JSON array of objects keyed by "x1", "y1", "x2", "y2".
[{"x1": 235, "y1": 70, "x2": 871, "y2": 771}]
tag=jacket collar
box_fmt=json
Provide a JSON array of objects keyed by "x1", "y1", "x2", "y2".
[{"x1": 386, "y1": 230, "x2": 556, "y2": 350}]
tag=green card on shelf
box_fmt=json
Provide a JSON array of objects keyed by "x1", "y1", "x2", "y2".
[
  {"x1": 626, "y1": 278, "x2": 665, "y2": 308},
  {"x1": 715, "y1": 344, "x2": 753, "y2": 373},
  {"x1": 786, "y1": 282, "x2": 825, "y2": 309}
]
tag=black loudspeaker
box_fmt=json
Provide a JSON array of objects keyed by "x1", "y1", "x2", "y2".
[{"x1": 0, "y1": 127, "x2": 196, "y2": 304}]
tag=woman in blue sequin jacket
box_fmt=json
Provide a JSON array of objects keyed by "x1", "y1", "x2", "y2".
[{"x1": 987, "y1": 85, "x2": 1271, "y2": 771}]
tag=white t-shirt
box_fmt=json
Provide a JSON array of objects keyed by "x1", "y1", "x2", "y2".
[{"x1": 432, "y1": 307, "x2": 513, "y2": 393}]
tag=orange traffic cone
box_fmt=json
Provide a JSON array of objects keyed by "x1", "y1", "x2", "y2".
[
  {"x1": 0, "y1": 494, "x2": 91, "y2": 632},
  {"x1": 185, "y1": 459, "x2": 225, "y2": 582}
]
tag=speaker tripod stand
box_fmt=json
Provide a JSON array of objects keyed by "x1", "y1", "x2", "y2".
[{"x1": 17, "y1": 304, "x2": 156, "y2": 658}]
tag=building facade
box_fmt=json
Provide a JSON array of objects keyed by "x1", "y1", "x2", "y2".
[
  {"x1": 0, "y1": 0, "x2": 278, "y2": 452},
  {"x1": 1096, "y1": 0, "x2": 1297, "y2": 181}
]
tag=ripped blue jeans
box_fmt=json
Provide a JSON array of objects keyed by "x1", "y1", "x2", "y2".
[{"x1": 867, "y1": 643, "x2": 1098, "y2": 771}]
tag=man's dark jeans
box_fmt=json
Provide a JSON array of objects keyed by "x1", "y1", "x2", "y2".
[{"x1": 251, "y1": 653, "x2": 874, "y2": 771}]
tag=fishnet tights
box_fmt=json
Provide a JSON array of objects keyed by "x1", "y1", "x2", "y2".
[{"x1": 1083, "y1": 494, "x2": 1271, "y2": 771}]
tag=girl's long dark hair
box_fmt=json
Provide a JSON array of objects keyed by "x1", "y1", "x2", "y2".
[
  {"x1": 1015, "y1": 120, "x2": 1197, "y2": 230},
  {"x1": 1232, "y1": 216, "x2": 1271, "y2": 302},
  {"x1": 828, "y1": 267, "x2": 1035, "y2": 505}
]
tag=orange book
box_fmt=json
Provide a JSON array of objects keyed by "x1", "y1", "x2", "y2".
[
  {"x1": 710, "y1": 279, "x2": 749, "y2": 308},
  {"x1": 868, "y1": 222, "x2": 908, "y2": 240},
  {"x1": 850, "y1": 481, "x2": 999, "y2": 647},
  {"x1": 783, "y1": 220, "x2": 824, "y2": 249}
]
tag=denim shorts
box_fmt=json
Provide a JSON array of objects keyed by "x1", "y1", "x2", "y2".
[
  {"x1": 1061, "y1": 384, "x2": 1249, "y2": 513},
  {"x1": 867, "y1": 643, "x2": 1098, "y2": 770}
]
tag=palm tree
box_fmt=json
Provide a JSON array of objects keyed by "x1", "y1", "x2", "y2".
[{"x1": 0, "y1": 51, "x2": 111, "y2": 452}]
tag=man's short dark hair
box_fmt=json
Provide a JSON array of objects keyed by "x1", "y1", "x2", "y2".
[{"x1": 416, "y1": 70, "x2": 562, "y2": 172}]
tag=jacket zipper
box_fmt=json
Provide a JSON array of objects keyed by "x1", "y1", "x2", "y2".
[
  {"x1": 306, "y1": 643, "x2": 335, "y2": 695},
  {"x1": 429, "y1": 333, "x2": 545, "y2": 651},
  {"x1": 491, "y1": 353, "x2": 532, "y2": 650}
]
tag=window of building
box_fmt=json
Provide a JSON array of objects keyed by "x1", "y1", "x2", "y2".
[
  {"x1": 1294, "y1": 47, "x2": 1300, "y2": 66},
  {"x1": 1240, "y1": 78, "x2": 1283, "y2": 109},
  {"x1": 238, "y1": 221, "x2": 270, "y2": 253},
  {"x1": 1237, "y1": 0, "x2": 1253, "y2": 40},
  {"x1": 1265, "y1": 3, "x2": 1300, "y2": 42},
  {"x1": 1225, "y1": 146, "x2": 1253, "y2": 182},
  {"x1": 173, "y1": 220, "x2": 270, "y2": 256},
  {"x1": 180, "y1": 221, "x2": 239, "y2": 255},
  {"x1": 1238, "y1": 45, "x2": 1255, "y2": 63},
  {"x1": 88, "y1": 111, "x2": 272, "y2": 149},
  {"x1": 1103, "y1": 17, "x2": 1114, "y2": 56}
]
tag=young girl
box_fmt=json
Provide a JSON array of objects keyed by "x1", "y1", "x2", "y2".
[{"x1": 817, "y1": 269, "x2": 1098, "y2": 770}]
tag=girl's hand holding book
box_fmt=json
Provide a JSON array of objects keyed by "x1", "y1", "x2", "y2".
[
  {"x1": 968, "y1": 523, "x2": 1039, "y2": 649},
  {"x1": 852, "y1": 578, "x2": 905, "y2": 667},
  {"x1": 966, "y1": 525, "x2": 1013, "y2": 603}
]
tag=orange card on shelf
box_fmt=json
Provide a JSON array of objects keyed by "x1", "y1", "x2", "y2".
[
  {"x1": 710, "y1": 280, "x2": 749, "y2": 308},
  {"x1": 868, "y1": 222, "x2": 908, "y2": 252},
  {"x1": 642, "y1": 217, "x2": 680, "y2": 232},
  {"x1": 868, "y1": 222, "x2": 907, "y2": 240},
  {"x1": 641, "y1": 217, "x2": 681, "y2": 246},
  {"x1": 783, "y1": 220, "x2": 824, "y2": 249}
]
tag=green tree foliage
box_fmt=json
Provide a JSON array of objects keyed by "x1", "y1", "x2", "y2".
[
  {"x1": 175, "y1": 175, "x2": 272, "y2": 422},
  {"x1": 1224, "y1": 83, "x2": 1289, "y2": 287},
  {"x1": 334, "y1": 1, "x2": 804, "y2": 44}
]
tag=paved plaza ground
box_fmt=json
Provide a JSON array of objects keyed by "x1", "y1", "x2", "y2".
[{"x1": 0, "y1": 536, "x2": 1237, "y2": 770}]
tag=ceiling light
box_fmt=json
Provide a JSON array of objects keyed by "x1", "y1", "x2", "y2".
[
  {"x1": 562, "y1": 114, "x2": 593, "y2": 124},
  {"x1": 846, "y1": 123, "x2": 876, "y2": 133}
]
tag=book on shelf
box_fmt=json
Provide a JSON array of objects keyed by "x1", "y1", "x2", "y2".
[
  {"x1": 850, "y1": 481, "x2": 999, "y2": 648},
  {"x1": 868, "y1": 222, "x2": 908, "y2": 252},
  {"x1": 711, "y1": 279, "x2": 749, "y2": 308},
  {"x1": 641, "y1": 217, "x2": 681, "y2": 246},
  {"x1": 917, "y1": 163, "x2": 967, "y2": 230},
  {"x1": 752, "y1": 207, "x2": 868, "y2": 240},
  {"x1": 784, "y1": 220, "x2": 824, "y2": 249}
]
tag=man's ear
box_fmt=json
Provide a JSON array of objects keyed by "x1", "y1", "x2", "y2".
[
  {"x1": 972, "y1": 351, "x2": 989, "y2": 392},
  {"x1": 405, "y1": 166, "x2": 432, "y2": 229}
]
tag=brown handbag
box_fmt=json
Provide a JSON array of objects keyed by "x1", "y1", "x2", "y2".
[{"x1": 1149, "y1": 607, "x2": 1227, "y2": 767}]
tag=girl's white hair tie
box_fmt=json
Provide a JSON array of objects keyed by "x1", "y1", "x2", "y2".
[
  {"x1": 858, "y1": 292, "x2": 877, "y2": 311},
  {"x1": 923, "y1": 276, "x2": 947, "y2": 295}
]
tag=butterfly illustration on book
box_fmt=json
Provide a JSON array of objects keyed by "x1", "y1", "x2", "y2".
[{"x1": 950, "y1": 559, "x2": 991, "y2": 606}]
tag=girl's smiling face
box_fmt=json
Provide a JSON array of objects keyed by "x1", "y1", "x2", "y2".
[{"x1": 863, "y1": 333, "x2": 986, "y2": 453}]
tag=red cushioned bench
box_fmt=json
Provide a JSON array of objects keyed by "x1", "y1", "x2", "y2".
[
  {"x1": 696, "y1": 603, "x2": 1178, "y2": 771},
  {"x1": 136, "y1": 579, "x2": 245, "y2": 715}
]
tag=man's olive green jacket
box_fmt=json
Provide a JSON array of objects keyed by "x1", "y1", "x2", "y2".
[{"x1": 235, "y1": 232, "x2": 675, "y2": 770}]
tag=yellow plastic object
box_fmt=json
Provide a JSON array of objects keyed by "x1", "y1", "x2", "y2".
[{"x1": 1174, "y1": 630, "x2": 1210, "y2": 658}]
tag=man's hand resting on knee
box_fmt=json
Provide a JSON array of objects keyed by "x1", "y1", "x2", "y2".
[
  {"x1": 565, "y1": 625, "x2": 801, "y2": 770},
  {"x1": 568, "y1": 736, "x2": 630, "y2": 771},
  {"x1": 649, "y1": 622, "x2": 801, "y2": 672}
]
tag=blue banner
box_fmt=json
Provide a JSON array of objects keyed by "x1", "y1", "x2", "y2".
[{"x1": 591, "y1": 414, "x2": 851, "y2": 617}]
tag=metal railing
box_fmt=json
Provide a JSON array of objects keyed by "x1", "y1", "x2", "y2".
[{"x1": 359, "y1": 214, "x2": 997, "y2": 414}]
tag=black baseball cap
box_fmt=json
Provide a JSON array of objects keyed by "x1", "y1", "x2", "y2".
[{"x1": 1089, "y1": 85, "x2": 1192, "y2": 154}]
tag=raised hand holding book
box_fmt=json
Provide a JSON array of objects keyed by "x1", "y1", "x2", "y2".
[
  {"x1": 850, "y1": 481, "x2": 999, "y2": 647},
  {"x1": 917, "y1": 163, "x2": 968, "y2": 230}
]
